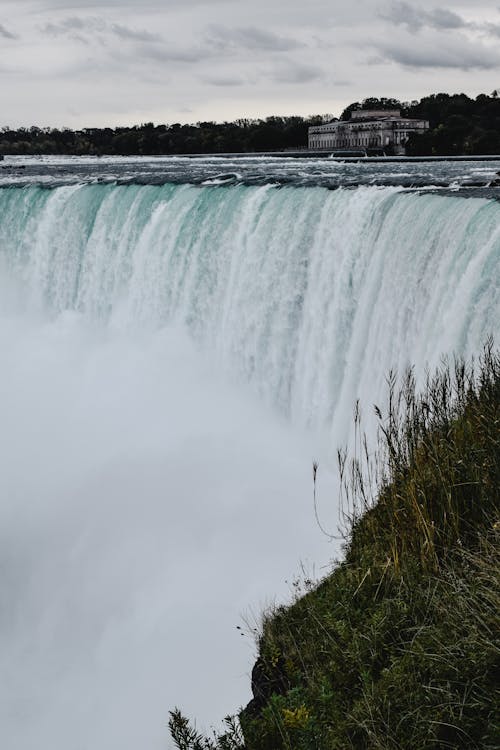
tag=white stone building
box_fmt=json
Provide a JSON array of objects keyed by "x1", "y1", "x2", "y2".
[{"x1": 308, "y1": 109, "x2": 429, "y2": 154}]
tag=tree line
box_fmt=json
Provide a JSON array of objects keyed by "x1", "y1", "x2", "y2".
[{"x1": 1, "y1": 92, "x2": 499, "y2": 156}]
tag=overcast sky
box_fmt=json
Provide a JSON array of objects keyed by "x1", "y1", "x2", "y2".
[{"x1": 1, "y1": 0, "x2": 499, "y2": 127}]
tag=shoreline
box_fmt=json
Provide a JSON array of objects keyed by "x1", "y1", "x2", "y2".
[
  {"x1": 2, "y1": 152, "x2": 500, "y2": 163},
  {"x1": 180, "y1": 151, "x2": 500, "y2": 162}
]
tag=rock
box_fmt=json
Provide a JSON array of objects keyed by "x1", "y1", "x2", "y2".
[{"x1": 242, "y1": 657, "x2": 290, "y2": 718}]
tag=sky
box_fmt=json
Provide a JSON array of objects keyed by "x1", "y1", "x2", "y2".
[{"x1": 1, "y1": 0, "x2": 500, "y2": 128}]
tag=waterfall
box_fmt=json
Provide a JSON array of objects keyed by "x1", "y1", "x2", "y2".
[
  {"x1": 0, "y1": 180, "x2": 498, "y2": 750},
  {"x1": 1, "y1": 183, "x2": 498, "y2": 433}
]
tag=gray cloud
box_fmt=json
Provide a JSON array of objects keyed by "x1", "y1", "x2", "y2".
[
  {"x1": 108, "y1": 23, "x2": 162, "y2": 42},
  {"x1": 377, "y1": 35, "x2": 500, "y2": 70},
  {"x1": 206, "y1": 25, "x2": 303, "y2": 52},
  {"x1": 0, "y1": 23, "x2": 17, "y2": 39},
  {"x1": 425, "y1": 8, "x2": 467, "y2": 29},
  {"x1": 380, "y1": 2, "x2": 468, "y2": 32},
  {"x1": 202, "y1": 75, "x2": 246, "y2": 86},
  {"x1": 484, "y1": 22, "x2": 500, "y2": 38},
  {"x1": 38, "y1": 13, "x2": 210, "y2": 73},
  {"x1": 380, "y1": 1, "x2": 500, "y2": 44},
  {"x1": 42, "y1": 17, "x2": 106, "y2": 36},
  {"x1": 134, "y1": 43, "x2": 207, "y2": 64},
  {"x1": 41, "y1": 16, "x2": 161, "y2": 43},
  {"x1": 271, "y1": 61, "x2": 324, "y2": 84}
]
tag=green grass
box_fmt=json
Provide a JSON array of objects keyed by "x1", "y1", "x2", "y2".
[{"x1": 170, "y1": 344, "x2": 500, "y2": 750}]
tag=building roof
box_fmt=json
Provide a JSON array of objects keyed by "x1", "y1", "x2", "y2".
[{"x1": 349, "y1": 109, "x2": 401, "y2": 120}]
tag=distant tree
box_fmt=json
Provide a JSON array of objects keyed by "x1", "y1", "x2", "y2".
[
  {"x1": 340, "y1": 97, "x2": 403, "y2": 120},
  {"x1": 1, "y1": 93, "x2": 499, "y2": 155}
]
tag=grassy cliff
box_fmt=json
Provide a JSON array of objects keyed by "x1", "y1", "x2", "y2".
[{"x1": 170, "y1": 346, "x2": 499, "y2": 750}]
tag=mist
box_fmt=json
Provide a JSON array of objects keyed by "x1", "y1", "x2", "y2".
[{"x1": 0, "y1": 307, "x2": 338, "y2": 749}]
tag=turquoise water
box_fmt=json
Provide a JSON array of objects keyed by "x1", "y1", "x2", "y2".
[{"x1": 1, "y1": 181, "x2": 498, "y2": 432}]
